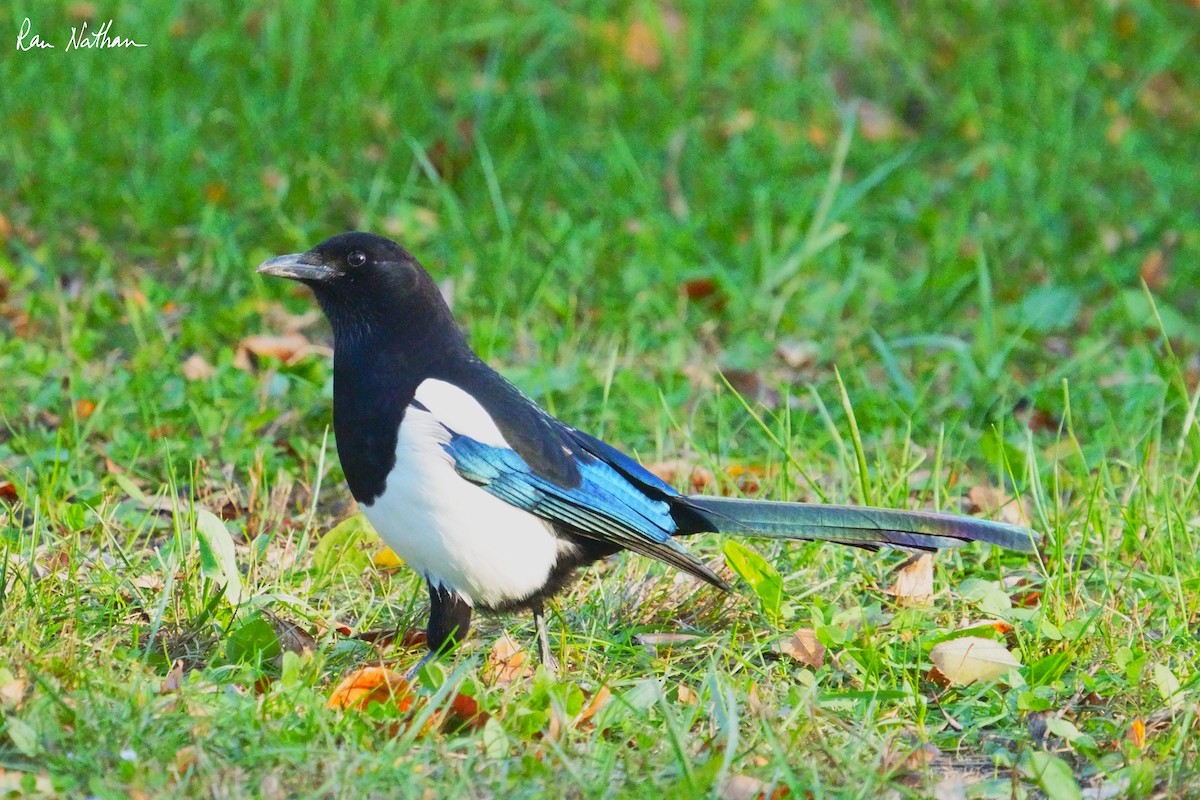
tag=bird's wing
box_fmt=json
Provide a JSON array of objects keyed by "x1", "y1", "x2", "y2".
[
  {"x1": 561, "y1": 426, "x2": 681, "y2": 499},
  {"x1": 441, "y1": 430, "x2": 728, "y2": 590}
]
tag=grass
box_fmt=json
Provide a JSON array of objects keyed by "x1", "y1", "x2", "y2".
[{"x1": 1, "y1": 0, "x2": 1199, "y2": 797}]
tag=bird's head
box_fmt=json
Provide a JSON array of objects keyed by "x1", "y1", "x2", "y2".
[{"x1": 258, "y1": 232, "x2": 456, "y2": 348}]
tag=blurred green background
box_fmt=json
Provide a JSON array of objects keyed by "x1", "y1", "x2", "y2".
[{"x1": 2, "y1": 2, "x2": 1199, "y2": 796}]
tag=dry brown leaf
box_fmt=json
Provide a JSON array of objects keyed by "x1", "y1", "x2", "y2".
[
  {"x1": 929, "y1": 636, "x2": 1021, "y2": 686},
  {"x1": 161, "y1": 660, "x2": 184, "y2": 694},
  {"x1": 965, "y1": 485, "x2": 1029, "y2": 527},
  {"x1": 645, "y1": 459, "x2": 715, "y2": 492},
  {"x1": 173, "y1": 745, "x2": 199, "y2": 777},
  {"x1": 182, "y1": 354, "x2": 216, "y2": 381},
  {"x1": 857, "y1": 100, "x2": 903, "y2": 142},
  {"x1": 676, "y1": 684, "x2": 698, "y2": 704},
  {"x1": 886, "y1": 553, "x2": 934, "y2": 606},
  {"x1": 487, "y1": 633, "x2": 532, "y2": 685},
  {"x1": 718, "y1": 774, "x2": 790, "y2": 800},
  {"x1": 131, "y1": 573, "x2": 165, "y2": 591},
  {"x1": 235, "y1": 332, "x2": 316, "y2": 369},
  {"x1": 270, "y1": 615, "x2": 317, "y2": 657},
  {"x1": 775, "y1": 628, "x2": 825, "y2": 669},
  {"x1": 623, "y1": 18, "x2": 662, "y2": 69},
  {"x1": 0, "y1": 675, "x2": 27, "y2": 707},
  {"x1": 326, "y1": 667, "x2": 415, "y2": 712},
  {"x1": 681, "y1": 276, "x2": 722, "y2": 301},
  {"x1": 1139, "y1": 249, "x2": 1169, "y2": 290}
]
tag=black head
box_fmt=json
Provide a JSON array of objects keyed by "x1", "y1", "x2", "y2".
[{"x1": 258, "y1": 232, "x2": 459, "y2": 350}]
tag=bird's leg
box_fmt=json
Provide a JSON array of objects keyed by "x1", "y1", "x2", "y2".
[
  {"x1": 405, "y1": 581, "x2": 472, "y2": 683},
  {"x1": 532, "y1": 602, "x2": 560, "y2": 677}
]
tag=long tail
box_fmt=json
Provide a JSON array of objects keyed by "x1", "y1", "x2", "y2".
[{"x1": 680, "y1": 496, "x2": 1037, "y2": 553}]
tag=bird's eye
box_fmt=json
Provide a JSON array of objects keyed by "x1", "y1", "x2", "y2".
[{"x1": 347, "y1": 251, "x2": 367, "y2": 268}]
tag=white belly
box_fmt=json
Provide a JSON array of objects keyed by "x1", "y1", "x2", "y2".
[{"x1": 360, "y1": 405, "x2": 561, "y2": 608}]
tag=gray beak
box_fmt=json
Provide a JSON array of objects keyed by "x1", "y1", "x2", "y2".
[{"x1": 257, "y1": 253, "x2": 336, "y2": 282}]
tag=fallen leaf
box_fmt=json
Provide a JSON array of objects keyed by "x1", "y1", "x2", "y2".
[
  {"x1": 966, "y1": 485, "x2": 1029, "y2": 527},
  {"x1": 857, "y1": 100, "x2": 903, "y2": 142},
  {"x1": 681, "y1": 276, "x2": 722, "y2": 301},
  {"x1": 234, "y1": 332, "x2": 319, "y2": 370},
  {"x1": 182, "y1": 354, "x2": 216, "y2": 381},
  {"x1": 676, "y1": 684, "x2": 698, "y2": 705},
  {"x1": 775, "y1": 628, "x2": 825, "y2": 669},
  {"x1": 1139, "y1": 249, "x2": 1168, "y2": 290},
  {"x1": 886, "y1": 553, "x2": 934, "y2": 606},
  {"x1": 575, "y1": 685, "x2": 612, "y2": 726},
  {"x1": 623, "y1": 18, "x2": 661, "y2": 69},
  {"x1": 645, "y1": 459, "x2": 715, "y2": 492},
  {"x1": 1126, "y1": 719, "x2": 1145, "y2": 749},
  {"x1": 268, "y1": 613, "x2": 317, "y2": 657},
  {"x1": 0, "y1": 674, "x2": 27, "y2": 707},
  {"x1": 173, "y1": 745, "x2": 199, "y2": 777},
  {"x1": 372, "y1": 546, "x2": 404, "y2": 570},
  {"x1": 929, "y1": 636, "x2": 1022, "y2": 686},
  {"x1": 160, "y1": 660, "x2": 184, "y2": 694},
  {"x1": 440, "y1": 692, "x2": 489, "y2": 732},
  {"x1": 487, "y1": 633, "x2": 532, "y2": 685},
  {"x1": 718, "y1": 774, "x2": 790, "y2": 800},
  {"x1": 774, "y1": 339, "x2": 818, "y2": 370},
  {"x1": 326, "y1": 667, "x2": 415, "y2": 712}
]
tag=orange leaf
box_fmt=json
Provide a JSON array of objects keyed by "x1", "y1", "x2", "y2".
[
  {"x1": 235, "y1": 332, "x2": 316, "y2": 368},
  {"x1": 487, "y1": 633, "x2": 532, "y2": 685},
  {"x1": 326, "y1": 667, "x2": 414, "y2": 712},
  {"x1": 442, "y1": 692, "x2": 489, "y2": 732},
  {"x1": 575, "y1": 685, "x2": 613, "y2": 726}
]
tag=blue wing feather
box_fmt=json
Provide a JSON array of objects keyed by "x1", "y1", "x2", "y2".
[{"x1": 443, "y1": 432, "x2": 727, "y2": 587}]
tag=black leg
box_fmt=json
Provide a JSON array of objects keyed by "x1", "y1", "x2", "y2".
[
  {"x1": 405, "y1": 581, "x2": 471, "y2": 682},
  {"x1": 532, "y1": 602, "x2": 559, "y2": 677}
]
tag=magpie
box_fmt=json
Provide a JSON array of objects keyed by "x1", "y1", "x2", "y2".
[{"x1": 258, "y1": 232, "x2": 1036, "y2": 676}]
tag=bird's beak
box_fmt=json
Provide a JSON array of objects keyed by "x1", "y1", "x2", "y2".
[{"x1": 257, "y1": 253, "x2": 336, "y2": 283}]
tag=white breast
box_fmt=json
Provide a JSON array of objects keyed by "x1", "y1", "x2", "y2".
[{"x1": 359, "y1": 379, "x2": 562, "y2": 608}]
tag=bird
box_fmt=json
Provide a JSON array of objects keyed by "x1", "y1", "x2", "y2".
[{"x1": 258, "y1": 231, "x2": 1036, "y2": 678}]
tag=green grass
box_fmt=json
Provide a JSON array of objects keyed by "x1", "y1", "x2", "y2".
[{"x1": 2, "y1": 1, "x2": 1199, "y2": 797}]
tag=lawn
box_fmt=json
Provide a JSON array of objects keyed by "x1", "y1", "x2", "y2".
[{"x1": 2, "y1": 1, "x2": 1199, "y2": 797}]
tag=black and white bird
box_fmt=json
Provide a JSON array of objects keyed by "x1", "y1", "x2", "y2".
[{"x1": 258, "y1": 232, "x2": 1035, "y2": 676}]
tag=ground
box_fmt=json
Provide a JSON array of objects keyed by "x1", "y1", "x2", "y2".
[{"x1": 1, "y1": 2, "x2": 1198, "y2": 798}]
